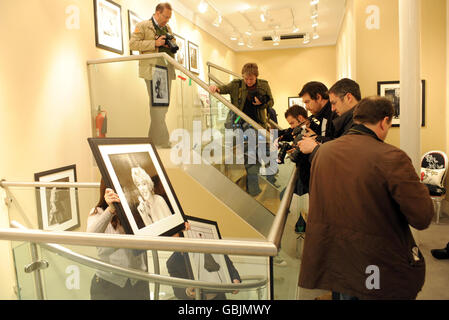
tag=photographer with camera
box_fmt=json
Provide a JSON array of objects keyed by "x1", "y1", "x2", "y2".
[
  {"x1": 209, "y1": 63, "x2": 274, "y2": 196},
  {"x1": 129, "y1": 3, "x2": 178, "y2": 148}
]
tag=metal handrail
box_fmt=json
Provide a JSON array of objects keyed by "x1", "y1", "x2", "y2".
[
  {"x1": 0, "y1": 181, "x2": 100, "y2": 189},
  {"x1": 207, "y1": 61, "x2": 242, "y2": 78},
  {"x1": 11, "y1": 222, "x2": 267, "y2": 293},
  {"x1": 86, "y1": 53, "x2": 267, "y2": 137}
]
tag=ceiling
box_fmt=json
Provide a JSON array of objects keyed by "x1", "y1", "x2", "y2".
[{"x1": 172, "y1": 0, "x2": 347, "y2": 51}]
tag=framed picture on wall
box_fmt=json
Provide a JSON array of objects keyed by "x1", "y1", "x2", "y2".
[
  {"x1": 173, "y1": 33, "x2": 187, "y2": 68},
  {"x1": 288, "y1": 96, "x2": 305, "y2": 108},
  {"x1": 128, "y1": 9, "x2": 142, "y2": 55},
  {"x1": 151, "y1": 65, "x2": 170, "y2": 106},
  {"x1": 93, "y1": 0, "x2": 124, "y2": 54},
  {"x1": 377, "y1": 80, "x2": 426, "y2": 127},
  {"x1": 182, "y1": 216, "x2": 234, "y2": 285},
  {"x1": 188, "y1": 41, "x2": 200, "y2": 74},
  {"x1": 34, "y1": 165, "x2": 80, "y2": 231},
  {"x1": 88, "y1": 137, "x2": 186, "y2": 236}
]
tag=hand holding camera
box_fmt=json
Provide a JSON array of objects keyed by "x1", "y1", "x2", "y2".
[{"x1": 156, "y1": 33, "x2": 179, "y2": 53}]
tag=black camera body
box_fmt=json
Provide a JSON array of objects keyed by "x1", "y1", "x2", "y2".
[
  {"x1": 248, "y1": 91, "x2": 270, "y2": 105},
  {"x1": 163, "y1": 33, "x2": 179, "y2": 54},
  {"x1": 277, "y1": 126, "x2": 305, "y2": 164}
]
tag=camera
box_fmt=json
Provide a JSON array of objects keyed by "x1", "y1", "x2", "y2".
[
  {"x1": 277, "y1": 126, "x2": 304, "y2": 164},
  {"x1": 248, "y1": 91, "x2": 270, "y2": 105},
  {"x1": 162, "y1": 33, "x2": 179, "y2": 54}
]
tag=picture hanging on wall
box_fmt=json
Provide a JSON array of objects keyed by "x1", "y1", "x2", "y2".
[
  {"x1": 128, "y1": 9, "x2": 142, "y2": 55},
  {"x1": 34, "y1": 165, "x2": 80, "y2": 231},
  {"x1": 377, "y1": 80, "x2": 426, "y2": 127},
  {"x1": 288, "y1": 96, "x2": 306, "y2": 109},
  {"x1": 173, "y1": 33, "x2": 187, "y2": 68},
  {"x1": 151, "y1": 65, "x2": 170, "y2": 106},
  {"x1": 88, "y1": 137, "x2": 186, "y2": 236},
  {"x1": 188, "y1": 41, "x2": 200, "y2": 74},
  {"x1": 93, "y1": 0, "x2": 124, "y2": 54}
]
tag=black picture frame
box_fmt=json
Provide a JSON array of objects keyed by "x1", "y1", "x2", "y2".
[
  {"x1": 88, "y1": 137, "x2": 186, "y2": 236},
  {"x1": 288, "y1": 96, "x2": 304, "y2": 108},
  {"x1": 182, "y1": 216, "x2": 233, "y2": 284},
  {"x1": 151, "y1": 65, "x2": 170, "y2": 107},
  {"x1": 187, "y1": 41, "x2": 200, "y2": 74},
  {"x1": 377, "y1": 80, "x2": 426, "y2": 127},
  {"x1": 128, "y1": 9, "x2": 142, "y2": 55},
  {"x1": 34, "y1": 165, "x2": 80, "y2": 231},
  {"x1": 93, "y1": 0, "x2": 124, "y2": 54}
]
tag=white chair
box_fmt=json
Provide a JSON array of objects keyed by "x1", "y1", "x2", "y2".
[{"x1": 420, "y1": 151, "x2": 448, "y2": 224}]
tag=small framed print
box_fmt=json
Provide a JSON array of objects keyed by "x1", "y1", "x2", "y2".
[
  {"x1": 173, "y1": 33, "x2": 187, "y2": 68},
  {"x1": 288, "y1": 96, "x2": 305, "y2": 108},
  {"x1": 377, "y1": 80, "x2": 426, "y2": 127},
  {"x1": 128, "y1": 10, "x2": 142, "y2": 55},
  {"x1": 151, "y1": 65, "x2": 170, "y2": 106},
  {"x1": 88, "y1": 137, "x2": 186, "y2": 236},
  {"x1": 93, "y1": 0, "x2": 124, "y2": 54},
  {"x1": 188, "y1": 41, "x2": 200, "y2": 74},
  {"x1": 34, "y1": 165, "x2": 80, "y2": 231}
]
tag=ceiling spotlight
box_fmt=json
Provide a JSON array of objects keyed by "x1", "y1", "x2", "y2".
[
  {"x1": 238, "y1": 36, "x2": 245, "y2": 46},
  {"x1": 198, "y1": 1, "x2": 208, "y2": 13},
  {"x1": 213, "y1": 15, "x2": 222, "y2": 27},
  {"x1": 313, "y1": 32, "x2": 320, "y2": 40},
  {"x1": 245, "y1": 26, "x2": 253, "y2": 36},
  {"x1": 310, "y1": 0, "x2": 319, "y2": 5},
  {"x1": 230, "y1": 32, "x2": 238, "y2": 41},
  {"x1": 260, "y1": 13, "x2": 266, "y2": 22},
  {"x1": 311, "y1": 11, "x2": 318, "y2": 20},
  {"x1": 247, "y1": 38, "x2": 254, "y2": 48},
  {"x1": 292, "y1": 25, "x2": 299, "y2": 33},
  {"x1": 312, "y1": 19, "x2": 318, "y2": 28},
  {"x1": 273, "y1": 41, "x2": 280, "y2": 46},
  {"x1": 303, "y1": 33, "x2": 310, "y2": 44}
]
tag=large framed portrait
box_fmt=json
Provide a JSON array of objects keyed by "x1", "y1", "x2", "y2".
[
  {"x1": 377, "y1": 80, "x2": 426, "y2": 127},
  {"x1": 182, "y1": 216, "x2": 233, "y2": 285},
  {"x1": 188, "y1": 41, "x2": 200, "y2": 74},
  {"x1": 151, "y1": 65, "x2": 170, "y2": 107},
  {"x1": 93, "y1": 0, "x2": 124, "y2": 54},
  {"x1": 173, "y1": 33, "x2": 187, "y2": 68},
  {"x1": 128, "y1": 9, "x2": 142, "y2": 55},
  {"x1": 88, "y1": 138, "x2": 186, "y2": 236},
  {"x1": 34, "y1": 165, "x2": 80, "y2": 231}
]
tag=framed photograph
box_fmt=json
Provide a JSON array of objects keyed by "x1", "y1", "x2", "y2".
[
  {"x1": 128, "y1": 10, "x2": 142, "y2": 55},
  {"x1": 188, "y1": 41, "x2": 200, "y2": 74},
  {"x1": 34, "y1": 165, "x2": 80, "y2": 231},
  {"x1": 88, "y1": 137, "x2": 186, "y2": 236},
  {"x1": 182, "y1": 216, "x2": 233, "y2": 285},
  {"x1": 150, "y1": 65, "x2": 170, "y2": 106},
  {"x1": 288, "y1": 96, "x2": 305, "y2": 108},
  {"x1": 93, "y1": 0, "x2": 124, "y2": 54},
  {"x1": 377, "y1": 80, "x2": 426, "y2": 127},
  {"x1": 173, "y1": 33, "x2": 187, "y2": 68}
]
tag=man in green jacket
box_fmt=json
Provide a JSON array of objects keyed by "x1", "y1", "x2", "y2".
[{"x1": 209, "y1": 63, "x2": 274, "y2": 196}]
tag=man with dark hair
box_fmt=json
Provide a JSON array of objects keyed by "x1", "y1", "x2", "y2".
[
  {"x1": 299, "y1": 96, "x2": 434, "y2": 300},
  {"x1": 298, "y1": 78, "x2": 361, "y2": 156},
  {"x1": 130, "y1": 2, "x2": 175, "y2": 148}
]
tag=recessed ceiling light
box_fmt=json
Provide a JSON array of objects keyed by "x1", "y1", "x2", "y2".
[{"x1": 198, "y1": 1, "x2": 208, "y2": 13}]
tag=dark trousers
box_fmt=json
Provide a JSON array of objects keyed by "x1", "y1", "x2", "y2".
[
  {"x1": 332, "y1": 291, "x2": 359, "y2": 300},
  {"x1": 90, "y1": 275, "x2": 150, "y2": 300}
]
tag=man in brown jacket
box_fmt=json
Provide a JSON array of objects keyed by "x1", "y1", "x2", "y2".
[{"x1": 298, "y1": 96, "x2": 434, "y2": 300}]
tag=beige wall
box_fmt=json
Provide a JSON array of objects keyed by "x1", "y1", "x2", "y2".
[
  {"x1": 354, "y1": 0, "x2": 447, "y2": 153},
  {"x1": 235, "y1": 46, "x2": 337, "y2": 129},
  {"x1": 336, "y1": 0, "x2": 356, "y2": 80}
]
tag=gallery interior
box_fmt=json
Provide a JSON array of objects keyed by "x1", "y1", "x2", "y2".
[{"x1": 0, "y1": 0, "x2": 448, "y2": 300}]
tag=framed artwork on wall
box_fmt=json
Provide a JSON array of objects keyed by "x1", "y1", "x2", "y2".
[
  {"x1": 188, "y1": 41, "x2": 200, "y2": 74},
  {"x1": 173, "y1": 33, "x2": 187, "y2": 68},
  {"x1": 128, "y1": 9, "x2": 142, "y2": 55},
  {"x1": 377, "y1": 80, "x2": 426, "y2": 127},
  {"x1": 93, "y1": 0, "x2": 124, "y2": 54},
  {"x1": 34, "y1": 165, "x2": 80, "y2": 231},
  {"x1": 151, "y1": 65, "x2": 170, "y2": 106},
  {"x1": 288, "y1": 96, "x2": 305, "y2": 108},
  {"x1": 88, "y1": 137, "x2": 186, "y2": 236}
]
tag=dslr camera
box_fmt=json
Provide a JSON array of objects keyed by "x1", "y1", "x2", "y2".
[
  {"x1": 160, "y1": 33, "x2": 179, "y2": 54},
  {"x1": 277, "y1": 126, "x2": 304, "y2": 164},
  {"x1": 248, "y1": 91, "x2": 270, "y2": 105}
]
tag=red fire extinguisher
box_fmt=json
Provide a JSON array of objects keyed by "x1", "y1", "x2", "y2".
[{"x1": 95, "y1": 106, "x2": 107, "y2": 138}]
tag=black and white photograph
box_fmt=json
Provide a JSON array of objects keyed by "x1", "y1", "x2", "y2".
[
  {"x1": 377, "y1": 80, "x2": 426, "y2": 127},
  {"x1": 173, "y1": 33, "x2": 187, "y2": 68},
  {"x1": 288, "y1": 96, "x2": 305, "y2": 108},
  {"x1": 183, "y1": 217, "x2": 232, "y2": 285},
  {"x1": 188, "y1": 41, "x2": 200, "y2": 74},
  {"x1": 34, "y1": 165, "x2": 80, "y2": 231},
  {"x1": 94, "y1": 0, "x2": 124, "y2": 54},
  {"x1": 151, "y1": 65, "x2": 170, "y2": 106},
  {"x1": 128, "y1": 9, "x2": 142, "y2": 55},
  {"x1": 88, "y1": 138, "x2": 186, "y2": 236}
]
